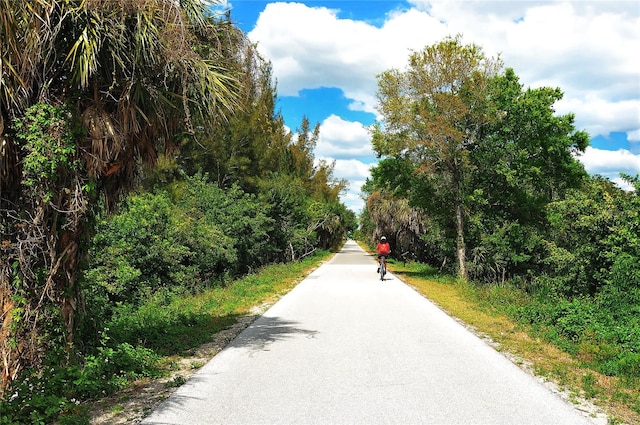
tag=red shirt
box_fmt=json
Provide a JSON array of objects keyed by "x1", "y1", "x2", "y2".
[{"x1": 376, "y1": 242, "x2": 391, "y2": 255}]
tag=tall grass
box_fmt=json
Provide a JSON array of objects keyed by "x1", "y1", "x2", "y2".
[
  {"x1": 108, "y1": 250, "x2": 331, "y2": 356},
  {"x1": 1, "y1": 250, "x2": 332, "y2": 425},
  {"x1": 390, "y1": 259, "x2": 640, "y2": 424}
]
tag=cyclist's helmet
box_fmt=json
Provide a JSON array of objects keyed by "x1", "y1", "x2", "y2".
[{"x1": 380, "y1": 236, "x2": 387, "y2": 241}]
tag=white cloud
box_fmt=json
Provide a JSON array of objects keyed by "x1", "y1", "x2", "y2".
[
  {"x1": 314, "y1": 157, "x2": 373, "y2": 213},
  {"x1": 249, "y1": 3, "x2": 446, "y2": 101},
  {"x1": 629, "y1": 129, "x2": 640, "y2": 143},
  {"x1": 330, "y1": 159, "x2": 372, "y2": 213},
  {"x1": 556, "y1": 96, "x2": 640, "y2": 140},
  {"x1": 611, "y1": 177, "x2": 635, "y2": 192},
  {"x1": 329, "y1": 159, "x2": 372, "y2": 182},
  {"x1": 577, "y1": 146, "x2": 640, "y2": 181},
  {"x1": 340, "y1": 190, "x2": 366, "y2": 214},
  {"x1": 405, "y1": 2, "x2": 640, "y2": 138},
  {"x1": 249, "y1": 1, "x2": 639, "y2": 139},
  {"x1": 247, "y1": 1, "x2": 640, "y2": 209},
  {"x1": 445, "y1": 1, "x2": 640, "y2": 137},
  {"x1": 316, "y1": 115, "x2": 374, "y2": 159}
]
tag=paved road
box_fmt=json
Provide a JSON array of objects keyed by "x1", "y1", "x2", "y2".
[{"x1": 143, "y1": 240, "x2": 599, "y2": 424}]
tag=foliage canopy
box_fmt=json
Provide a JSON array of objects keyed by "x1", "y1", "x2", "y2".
[{"x1": 1, "y1": 3, "x2": 354, "y2": 421}]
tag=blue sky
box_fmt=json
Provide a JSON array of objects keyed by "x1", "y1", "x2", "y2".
[
  {"x1": 218, "y1": 0, "x2": 640, "y2": 212},
  {"x1": 230, "y1": 0, "x2": 402, "y2": 32}
]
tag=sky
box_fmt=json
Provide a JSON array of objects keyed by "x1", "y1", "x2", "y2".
[{"x1": 215, "y1": 0, "x2": 640, "y2": 213}]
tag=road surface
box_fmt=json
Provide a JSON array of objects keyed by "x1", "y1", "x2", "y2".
[{"x1": 143, "y1": 240, "x2": 600, "y2": 424}]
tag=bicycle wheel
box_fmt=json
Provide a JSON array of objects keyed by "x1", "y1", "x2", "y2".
[{"x1": 379, "y1": 262, "x2": 385, "y2": 281}]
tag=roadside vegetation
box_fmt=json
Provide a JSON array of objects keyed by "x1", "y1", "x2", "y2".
[
  {"x1": 1, "y1": 1, "x2": 353, "y2": 423},
  {"x1": 2, "y1": 1, "x2": 638, "y2": 424},
  {"x1": 386, "y1": 260, "x2": 640, "y2": 424},
  {"x1": 6, "y1": 247, "x2": 330, "y2": 424},
  {"x1": 360, "y1": 35, "x2": 640, "y2": 424}
]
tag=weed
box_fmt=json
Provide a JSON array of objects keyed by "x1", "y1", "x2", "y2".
[
  {"x1": 391, "y1": 261, "x2": 640, "y2": 424},
  {"x1": 582, "y1": 372, "x2": 601, "y2": 399},
  {"x1": 111, "y1": 405, "x2": 125, "y2": 415},
  {"x1": 164, "y1": 376, "x2": 187, "y2": 388}
]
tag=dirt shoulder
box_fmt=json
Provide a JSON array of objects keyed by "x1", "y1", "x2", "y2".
[
  {"x1": 89, "y1": 256, "x2": 619, "y2": 425},
  {"x1": 89, "y1": 308, "x2": 265, "y2": 424},
  {"x1": 88, "y1": 252, "x2": 332, "y2": 424}
]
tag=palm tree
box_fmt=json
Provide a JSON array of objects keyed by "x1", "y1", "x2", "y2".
[{"x1": 0, "y1": 0, "x2": 238, "y2": 393}]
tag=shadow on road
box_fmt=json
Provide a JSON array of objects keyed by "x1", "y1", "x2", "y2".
[
  {"x1": 230, "y1": 316, "x2": 318, "y2": 351},
  {"x1": 337, "y1": 246, "x2": 364, "y2": 254},
  {"x1": 142, "y1": 316, "x2": 319, "y2": 422},
  {"x1": 331, "y1": 241, "x2": 376, "y2": 266}
]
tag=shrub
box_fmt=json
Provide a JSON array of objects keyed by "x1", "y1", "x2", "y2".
[
  {"x1": 0, "y1": 341, "x2": 159, "y2": 424},
  {"x1": 176, "y1": 175, "x2": 275, "y2": 273},
  {"x1": 84, "y1": 190, "x2": 236, "y2": 307},
  {"x1": 73, "y1": 342, "x2": 161, "y2": 399}
]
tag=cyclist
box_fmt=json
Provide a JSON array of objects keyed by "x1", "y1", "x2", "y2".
[{"x1": 376, "y1": 236, "x2": 391, "y2": 273}]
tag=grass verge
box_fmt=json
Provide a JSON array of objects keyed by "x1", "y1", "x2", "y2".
[
  {"x1": 389, "y1": 259, "x2": 640, "y2": 425},
  {"x1": 89, "y1": 249, "x2": 333, "y2": 424}
]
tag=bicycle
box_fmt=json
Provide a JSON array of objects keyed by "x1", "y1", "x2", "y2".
[{"x1": 379, "y1": 257, "x2": 387, "y2": 281}]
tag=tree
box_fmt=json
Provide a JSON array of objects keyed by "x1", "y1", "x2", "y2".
[
  {"x1": 476, "y1": 68, "x2": 589, "y2": 221},
  {"x1": 369, "y1": 38, "x2": 589, "y2": 282},
  {"x1": 464, "y1": 68, "x2": 589, "y2": 281},
  {"x1": 542, "y1": 176, "x2": 635, "y2": 296},
  {"x1": 372, "y1": 35, "x2": 502, "y2": 279},
  {"x1": 0, "y1": 0, "x2": 237, "y2": 392},
  {"x1": 180, "y1": 32, "x2": 288, "y2": 192},
  {"x1": 288, "y1": 116, "x2": 319, "y2": 180}
]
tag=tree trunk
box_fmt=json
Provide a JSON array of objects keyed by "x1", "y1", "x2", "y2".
[
  {"x1": 454, "y1": 169, "x2": 467, "y2": 281},
  {"x1": 0, "y1": 190, "x2": 84, "y2": 393},
  {"x1": 0, "y1": 270, "x2": 18, "y2": 396},
  {"x1": 58, "y1": 232, "x2": 80, "y2": 349},
  {"x1": 289, "y1": 242, "x2": 296, "y2": 262},
  {"x1": 455, "y1": 199, "x2": 467, "y2": 280}
]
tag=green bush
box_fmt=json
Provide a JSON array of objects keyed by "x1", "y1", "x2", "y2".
[
  {"x1": 259, "y1": 176, "x2": 317, "y2": 261},
  {"x1": 599, "y1": 254, "x2": 640, "y2": 317},
  {"x1": 176, "y1": 175, "x2": 275, "y2": 272},
  {"x1": 542, "y1": 177, "x2": 638, "y2": 297},
  {"x1": 510, "y1": 283, "x2": 639, "y2": 378},
  {"x1": 73, "y1": 342, "x2": 162, "y2": 399},
  {"x1": 0, "y1": 341, "x2": 159, "y2": 424},
  {"x1": 84, "y1": 190, "x2": 236, "y2": 305},
  {"x1": 468, "y1": 221, "x2": 543, "y2": 283},
  {"x1": 105, "y1": 298, "x2": 222, "y2": 354},
  {"x1": 618, "y1": 352, "x2": 640, "y2": 378}
]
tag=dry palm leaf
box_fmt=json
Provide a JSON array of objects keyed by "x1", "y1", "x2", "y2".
[{"x1": 81, "y1": 104, "x2": 124, "y2": 177}]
